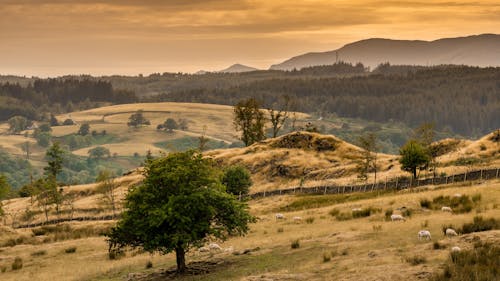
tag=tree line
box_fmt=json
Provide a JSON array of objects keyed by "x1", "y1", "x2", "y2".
[
  {"x1": 148, "y1": 65, "x2": 500, "y2": 136},
  {"x1": 0, "y1": 79, "x2": 137, "y2": 122}
]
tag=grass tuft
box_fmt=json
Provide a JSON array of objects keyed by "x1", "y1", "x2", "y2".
[
  {"x1": 65, "y1": 247, "x2": 77, "y2": 254},
  {"x1": 291, "y1": 239, "x2": 300, "y2": 249},
  {"x1": 11, "y1": 257, "x2": 23, "y2": 270},
  {"x1": 405, "y1": 255, "x2": 427, "y2": 265}
]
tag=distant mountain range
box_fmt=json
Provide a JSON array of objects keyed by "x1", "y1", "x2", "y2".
[
  {"x1": 219, "y1": 64, "x2": 259, "y2": 73},
  {"x1": 270, "y1": 34, "x2": 500, "y2": 70}
]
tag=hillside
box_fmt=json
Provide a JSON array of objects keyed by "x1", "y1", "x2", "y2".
[
  {"x1": 219, "y1": 64, "x2": 259, "y2": 73},
  {"x1": 207, "y1": 131, "x2": 500, "y2": 192},
  {"x1": 270, "y1": 34, "x2": 500, "y2": 70},
  {"x1": 0, "y1": 168, "x2": 498, "y2": 280}
]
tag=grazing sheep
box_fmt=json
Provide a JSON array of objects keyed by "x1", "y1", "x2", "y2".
[
  {"x1": 441, "y1": 206, "x2": 453, "y2": 212},
  {"x1": 275, "y1": 213, "x2": 285, "y2": 220},
  {"x1": 209, "y1": 243, "x2": 222, "y2": 251},
  {"x1": 293, "y1": 216, "x2": 302, "y2": 222},
  {"x1": 418, "y1": 230, "x2": 432, "y2": 240},
  {"x1": 451, "y1": 246, "x2": 461, "y2": 252},
  {"x1": 390, "y1": 214, "x2": 406, "y2": 221},
  {"x1": 445, "y1": 228, "x2": 458, "y2": 237}
]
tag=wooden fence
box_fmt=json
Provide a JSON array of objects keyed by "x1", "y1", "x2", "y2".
[{"x1": 248, "y1": 167, "x2": 500, "y2": 199}]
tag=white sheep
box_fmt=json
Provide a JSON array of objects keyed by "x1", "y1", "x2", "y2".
[
  {"x1": 453, "y1": 193, "x2": 462, "y2": 198},
  {"x1": 441, "y1": 206, "x2": 453, "y2": 212},
  {"x1": 418, "y1": 230, "x2": 432, "y2": 240},
  {"x1": 451, "y1": 246, "x2": 461, "y2": 252},
  {"x1": 293, "y1": 216, "x2": 302, "y2": 222},
  {"x1": 209, "y1": 243, "x2": 222, "y2": 251},
  {"x1": 390, "y1": 214, "x2": 406, "y2": 221},
  {"x1": 445, "y1": 228, "x2": 458, "y2": 237},
  {"x1": 275, "y1": 213, "x2": 285, "y2": 220}
]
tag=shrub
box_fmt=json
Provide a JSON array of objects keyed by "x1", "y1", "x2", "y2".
[
  {"x1": 323, "y1": 252, "x2": 331, "y2": 262},
  {"x1": 221, "y1": 165, "x2": 252, "y2": 196},
  {"x1": 108, "y1": 248, "x2": 125, "y2": 260},
  {"x1": 65, "y1": 247, "x2": 77, "y2": 253},
  {"x1": 328, "y1": 208, "x2": 340, "y2": 217},
  {"x1": 420, "y1": 198, "x2": 432, "y2": 209},
  {"x1": 384, "y1": 208, "x2": 393, "y2": 220},
  {"x1": 352, "y1": 208, "x2": 372, "y2": 218},
  {"x1": 146, "y1": 261, "x2": 153, "y2": 269},
  {"x1": 32, "y1": 228, "x2": 47, "y2": 236},
  {"x1": 471, "y1": 194, "x2": 481, "y2": 203},
  {"x1": 431, "y1": 242, "x2": 499, "y2": 281},
  {"x1": 341, "y1": 249, "x2": 349, "y2": 256},
  {"x1": 291, "y1": 239, "x2": 300, "y2": 249},
  {"x1": 460, "y1": 216, "x2": 499, "y2": 234},
  {"x1": 335, "y1": 212, "x2": 352, "y2": 221},
  {"x1": 433, "y1": 242, "x2": 446, "y2": 250},
  {"x1": 401, "y1": 208, "x2": 413, "y2": 218},
  {"x1": 305, "y1": 217, "x2": 315, "y2": 224},
  {"x1": 479, "y1": 144, "x2": 487, "y2": 151},
  {"x1": 277, "y1": 227, "x2": 284, "y2": 233},
  {"x1": 406, "y1": 255, "x2": 427, "y2": 265},
  {"x1": 31, "y1": 250, "x2": 47, "y2": 256},
  {"x1": 11, "y1": 257, "x2": 23, "y2": 270}
]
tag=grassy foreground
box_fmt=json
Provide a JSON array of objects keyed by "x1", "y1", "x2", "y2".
[{"x1": 0, "y1": 179, "x2": 498, "y2": 281}]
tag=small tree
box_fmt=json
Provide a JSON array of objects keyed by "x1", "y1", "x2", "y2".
[
  {"x1": 62, "y1": 119, "x2": 75, "y2": 126},
  {"x1": 7, "y1": 116, "x2": 31, "y2": 134},
  {"x1": 36, "y1": 132, "x2": 51, "y2": 147},
  {"x1": 96, "y1": 170, "x2": 118, "y2": 218},
  {"x1": 267, "y1": 95, "x2": 291, "y2": 138},
  {"x1": 78, "y1": 123, "x2": 90, "y2": 136},
  {"x1": 107, "y1": 151, "x2": 254, "y2": 273},
  {"x1": 233, "y1": 98, "x2": 266, "y2": 146},
  {"x1": 164, "y1": 118, "x2": 178, "y2": 133},
  {"x1": 44, "y1": 142, "x2": 65, "y2": 178},
  {"x1": 221, "y1": 166, "x2": 252, "y2": 197},
  {"x1": 399, "y1": 140, "x2": 430, "y2": 179},
  {"x1": 198, "y1": 125, "x2": 209, "y2": 152},
  {"x1": 88, "y1": 146, "x2": 111, "y2": 160},
  {"x1": 0, "y1": 174, "x2": 11, "y2": 200},
  {"x1": 357, "y1": 133, "x2": 378, "y2": 183},
  {"x1": 127, "y1": 110, "x2": 150, "y2": 128},
  {"x1": 50, "y1": 114, "x2": 59, "y2": 126}
]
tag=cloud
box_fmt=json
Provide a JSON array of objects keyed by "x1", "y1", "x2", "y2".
[{"x1": 0, "y1": 0, "x2": 499, "y2": 76}]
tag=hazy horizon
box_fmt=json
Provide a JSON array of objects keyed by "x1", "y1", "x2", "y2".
[{"x1": 1, "y1": 0, "x2": 500, "y2": 77}]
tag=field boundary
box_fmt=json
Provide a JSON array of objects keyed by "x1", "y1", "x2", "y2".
[{"x1": 248, "y1": 167, "x2": 500, "y2": 199}]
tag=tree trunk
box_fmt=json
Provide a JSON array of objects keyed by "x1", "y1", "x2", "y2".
[
  {"x1": 175, "y1": 246, "x2": 186, "y2": 274},
  {"x1": 412, "y1": 168, "x2": 417, "y2": 179}
]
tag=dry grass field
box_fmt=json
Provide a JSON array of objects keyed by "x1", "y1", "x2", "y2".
[{"x1": 0, "y1": 177, "x2": 498, "y2": 281}]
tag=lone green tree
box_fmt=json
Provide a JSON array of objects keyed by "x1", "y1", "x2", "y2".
[
  {"x1": 88, "y1": 146, "x2": 111, "y2": 160},
  {"x1": 399, "y1": 140, "x2": 430, "y2": 179},
  {"x1": 222, "y1": 166, "x2": 253, "y2": 197},
  {"x1": 164, "y1": 118, "x2": 178, "y2": 133},
  {"x1": 7, "y1": 116, "x2": 31, "y2": 134},
  {"x1": 107, "y1": 151, "x2": 253, "y2": 273},
  {"x1": 233, "y1": 98, "x2": 266, "y2": 146},
  {"x1": 267, "y1": 95, "x2": 291, "y2": 138}
]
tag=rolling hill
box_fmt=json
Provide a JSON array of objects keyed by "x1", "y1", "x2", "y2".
[
  {"x1": 219, "y1": 64, "x2": 259, "y2": 73},
  {"x1": 270, "y1": 34, "x2": 500, "y2": 70}
]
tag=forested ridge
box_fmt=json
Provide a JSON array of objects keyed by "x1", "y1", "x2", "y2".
[
  {"x1": 1, "y1": 64, "x2": 499, "y2": 136},
  {"x1": 149, "y1": 65, "x2": 500, "y2": 136},
  {"x1": 0, "y1": 79, "x2": 137, "y2": 121}
]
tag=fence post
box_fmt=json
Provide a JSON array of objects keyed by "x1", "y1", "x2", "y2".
[
  {"x1": 264, "y1": 190, "x2": 266, "y2": 197},
  {"x1": 497, "y1": 168, "x2": 499, "y2": 179},
  {"x1": 384, "y1": 178, "x2": 387, "y2": 190},
  {"x1": 464, "y1": 171, "x2": 467, "y2": 182},
  {"x1": 480, "y1": 169, "x2": 483, "y2": 180},
  {"x1": 324, "y1": 186, "x2": 327, "y2": 195}
]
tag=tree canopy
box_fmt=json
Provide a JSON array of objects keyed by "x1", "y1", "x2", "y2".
[
  {"x1": 399, "y1": 140, "x2": 430, "y2": 179},
  {"x1": 233, "y1": 98, "x2": 266, "y2": 146},
  {"x1": 107, "y1": 150, "x2": 254, "y2": 273}
]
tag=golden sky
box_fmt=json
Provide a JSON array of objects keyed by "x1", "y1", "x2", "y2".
[{"x1": 1, "y1": 0, "x2": 499, "y2": 76}]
